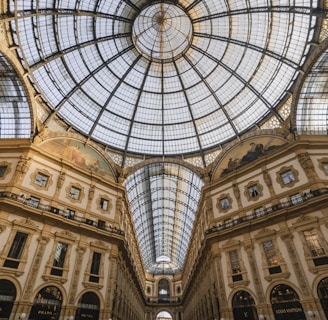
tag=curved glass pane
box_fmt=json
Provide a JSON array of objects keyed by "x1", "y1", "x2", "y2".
[
  {"x1": 124, "y1": 163, "x2": 204, "y2": 274},
  {"x1": 9, "y1": 0, "x2": 317, "y2": 156},
  {"x1": 0, "y1": 54, "x2": 31, "y2": 138},
  {"x1": 296, "y1": 50, "x2": 328, "y2": 134}
]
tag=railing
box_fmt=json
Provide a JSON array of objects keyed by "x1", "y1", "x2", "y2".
[
  {"x1": 205, "y1": 187, "x2": 328, "y2": 235},
  {"x1": 0, "y1": 191, "x2": 125, "y2": 236},
  {"x1": 147, "y1": 297, "x2": 181, "y2": 304}
]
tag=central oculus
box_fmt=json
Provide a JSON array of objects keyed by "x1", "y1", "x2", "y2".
[{"x1": 132, "y1": 3, "x2": 193, "y2": 62}]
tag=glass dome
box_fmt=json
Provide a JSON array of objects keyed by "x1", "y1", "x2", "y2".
[{"x1": 9, "y1": 0, "x2": 317, "y2": 157}]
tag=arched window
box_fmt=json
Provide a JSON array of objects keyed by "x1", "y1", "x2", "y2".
[
  {"x1": 0, "y1": 279, "x2": 16, "y2": 319},
  {"x1": 75, "y1": 292, "x2": 100, "y2": 320},
  {"x1": 158, "y1": 279, "x2": 170, "y2": 302},
  {"x1": 318, "y1": 277, "x2": 328, "y2": 319},
  {"x1": 232, "y1": 291, "x2": 258, "y2": 320},
  {"x1": 270, "y1": 284, "x2": 306, "y2": 320},
  {"x1": 156, "y1": 310, "x2": 173, "y2": 320},
  {"x1": 29, "y1": 286, "x2": 62, "y2": 320}
]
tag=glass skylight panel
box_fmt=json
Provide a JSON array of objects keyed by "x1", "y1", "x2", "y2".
[{"x1": 9, "y1": 0, "x2": 318, "y2": 157}]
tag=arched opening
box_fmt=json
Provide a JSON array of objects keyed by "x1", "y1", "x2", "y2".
[
  {"x1": 75, "y1": 292, "x2": 100, "y2": 320},
  {"x1": 270, "y1": 284, "x2": 306, "y2": 320},
  {"x1": 232, "y1": 290, "x2": 259, "y2": 320},
  {"x1": 0, "y1": 279, "x2": 16, "y2": 319},
  {"x1": 318, "y1": 277, "x2": 328, "y2": 318},
  {"x1": 158, "y1": 279, "x2": 170, "y2": 303},
  {"x1": 156, "y1": 310, "x2": 173, "y2": 320},
  {"x1": 28, "y1": 286, "x2": 62, "y2": 320}
]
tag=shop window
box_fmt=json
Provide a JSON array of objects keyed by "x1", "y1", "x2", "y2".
[
  {"x1": 75, "y1": 292, "x2": 100, "y2": 320},
  {"x1": 303, "y1": 229, "x2": 328, "y2": 266},
  {"x1": 29, "y1": 286, "x2": 62, "y2": 320},
  {"x1": 50, "y1": 242, "x2": 68, "y2": 276},
  {"x1": 232, "y1": 291, "x2": 258, "y2": 320},
  {"x1": 318, "y1": 277, "x2": 328, "y2": 319},
  {"x1": 89, "y1": 252, "x2": 101, "y2": 283},
  {"x1": 0, "y1": 280, "x2": 16, "y2": 319},
  {"x1": 34, "y1": 172, "x2": 49, "y2": 187},
  {"x1": 270, "y1": 284, "x2": 306, "y2": 320},
  {"x1": 3, "y1": 232, "x2": 28, "y2": 269}
]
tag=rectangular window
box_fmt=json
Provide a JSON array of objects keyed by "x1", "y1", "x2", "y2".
[
  {"x1": 89, "y1": 252, "x2": 101, "y2": 283},
  {"x1": 100, "y1": 198, "x2": 109, "y2": 210},
  {"x1": 304, "y1": 229, "x2": 326, "y2": 257},
  {"x1": 69, "y1": 186, "x2": 81, "y2": 200},
  {"x1": 51, "y1": 242, "x2": 68, "y2": 276},
  {"x1": 290, "y1": 193, "x2": 303, "y2": 205},
  {"x1": 262, "y1": 240, "x2": 279, "y2": 266},
  {"x1": 34, "y1": 172, "x2": 49, "y2": 187},
  {"x1": 229, "y1": 250, "x2": 241, "y2": 274},
  {"x1": 248, "y1": 185, "x2": 259, "y2": 198},
  {"x1": 281, "y1": 170, "x2": 295, "y2": 184},
  {"x1": 3, "y1": 232, "x2": 28, "y2": 268},
  {"x1": 0, "y1": 165, "x2": 8, "y2": 177}
]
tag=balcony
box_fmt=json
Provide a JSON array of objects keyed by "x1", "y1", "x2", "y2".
[
  {"x1": 206, "y1": 187, "x2": 328, "y2": 235},
  {"x1": 0, "y1": 191, "x2": 124, "y2": 237}
]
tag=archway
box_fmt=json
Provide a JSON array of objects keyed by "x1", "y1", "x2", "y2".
[
  {"x1": 156, "y1": 310, "x2": 173, "y2": 320},
  {"x1": 75, "y1": 292, "x2": 100, "y2": 320},
  {"x1": 158, "y1": 279, "x2": 170, "y2": 303},
  {"x1": 28, "y1": 286, "x2": 62, "y2": 320},
  {"x1": 318, "y1": 277, "x2": 328, "y2": 318},
  {"x1": 0, "y1": 279, "x2": 16, "y2": 319},
  {"x1": 232, "y1": 290, "x2": 259, "y2": 320},
  {"x1": 270, "y1": 284, "x2": 306, "y2": 320}
]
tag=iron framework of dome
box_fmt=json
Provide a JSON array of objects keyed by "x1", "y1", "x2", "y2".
[
  {"x1": 9, "y1": 0, "x2": 317, "y2": 158},
  {"x1": 6, "y1": 0, "x2": 321, "y2": 275}
]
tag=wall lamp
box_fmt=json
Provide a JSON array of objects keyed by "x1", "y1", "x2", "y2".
[
  {"x1": 307, "y1": 311, "x2": 315, "y2": 318},
  {"x1": 19, "y1": 313, "x2": 26, "y2": 320},
  {"x1": 259, "y1": 315, "x2": 266, "y2": 320}
]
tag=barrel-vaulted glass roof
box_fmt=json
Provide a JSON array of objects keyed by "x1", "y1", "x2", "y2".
[
  {"x1": 125, "y1": 163, "x2": 204, "y2": 274},
  {"x1": 6, "y1": 0, "x2": 321, "y2": 275},
  {"x1": 9, "y1": 0, "x2": 317, "y2": 157}
]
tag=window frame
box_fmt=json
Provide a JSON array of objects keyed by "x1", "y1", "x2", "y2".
[
  {"x1": 276, "y1": 166, "x2": 299, "y2": 188},
  {"x1": 0, "y1": 161, "x2": 11, "y2": 180}
]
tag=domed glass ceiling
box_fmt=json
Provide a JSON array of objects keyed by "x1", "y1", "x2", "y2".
[{"x1": 9, "y1": 0, "x2": 317, "y2": 157}]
